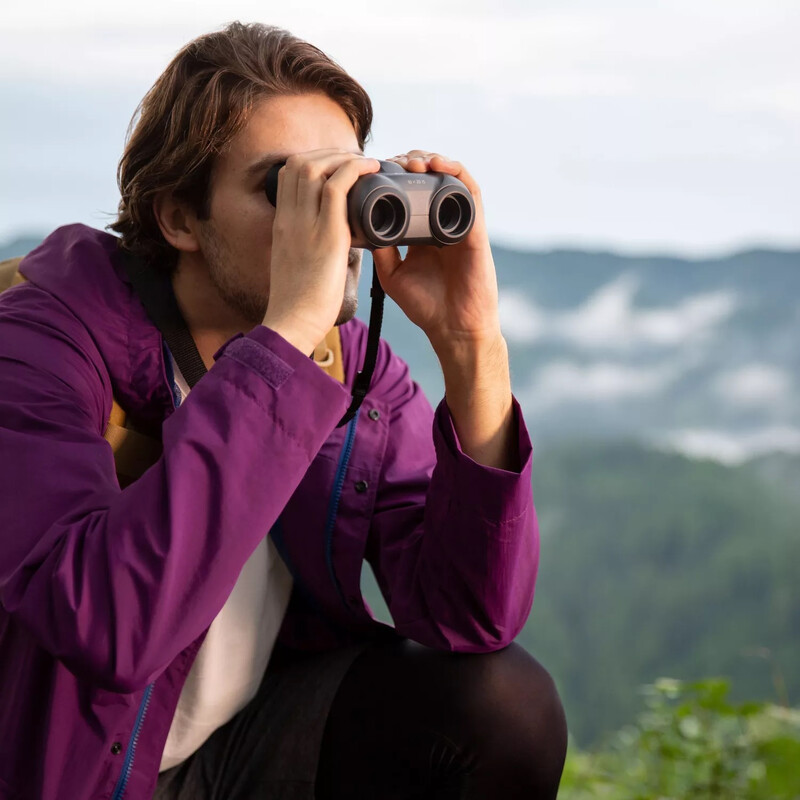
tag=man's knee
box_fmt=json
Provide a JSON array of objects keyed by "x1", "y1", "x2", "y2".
[
  {"x1": 457, "y1": 645, "x2": 566, "y2": 774},
  {"x1": 323, "y1": 638, "x2": 568, "y2": 797}
]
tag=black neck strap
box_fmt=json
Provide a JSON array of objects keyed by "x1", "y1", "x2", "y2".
[
  {"x1": 120, "y1": 249, "x2": 208, "y2": 388},
  {"x1": 338, "y1": 268, "x2": 385, "y2": 427},
  {"x1": 119, "y1": 247, "x2": 384, "y2": 428}
]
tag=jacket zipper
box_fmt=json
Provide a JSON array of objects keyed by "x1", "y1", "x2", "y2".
[
  {"x1": 107, "y1": 347, "x2": 350, "y2": 800},
  {"x1": 324, "y1": 411, "x2": 361, "y2": 611},
  {"x1": 107, "y1": 344, "x2": 173, "y2": 798},
  {"x1": 110, "y1": 681, "x2": 154, "y2": 800}
]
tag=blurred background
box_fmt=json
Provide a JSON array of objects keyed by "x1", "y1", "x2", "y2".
[{"x1": 2, "y1": 0, "x2": 799, "y2": 794}]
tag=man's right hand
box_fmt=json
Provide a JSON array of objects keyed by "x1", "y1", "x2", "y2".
[{"x1": 262, "y1": 150, "x2": 381, "y2": 355}]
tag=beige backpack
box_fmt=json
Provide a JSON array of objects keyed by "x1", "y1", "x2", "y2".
[{"x1": 0, "y1": 255, "x2": 343, "y2": 486}]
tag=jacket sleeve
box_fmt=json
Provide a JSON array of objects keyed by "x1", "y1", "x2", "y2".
[
  {"x1": 0, "y1": 291, "x2": 350, "y2": 693},
  {"x1": 363, "y1": 337, "x2": 539, "y2": 653}
]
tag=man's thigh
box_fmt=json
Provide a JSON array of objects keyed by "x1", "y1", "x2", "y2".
[{"x1": 152, "y1": 641, "x2": 371, "y2": 800}]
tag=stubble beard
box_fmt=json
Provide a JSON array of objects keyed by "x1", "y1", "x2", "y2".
[
  {"x1": 336, "y1": 255, "x2": 361, "y2": 326},
  {"x1": 202, "y1": 222, "x2": 268, "y2": 329},
  {"x1": 202, "y1": 220, "x2": 362, "y2": 331}
]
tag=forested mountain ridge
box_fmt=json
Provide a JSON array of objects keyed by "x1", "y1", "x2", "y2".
[
  {"x1": 522, "y1": 440, "x2": 799, "y2": 745},
  {"x1": 361, "y1": 243, "x2": 800, "y2": 463}
]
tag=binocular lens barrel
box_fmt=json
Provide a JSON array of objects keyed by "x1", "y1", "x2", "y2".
[
  {"x1": 430, "y1": 190, "x2": 473, "y2": 242},
  {"x1": 437, "y1": 195, "x2": 463, "y2": 234},
  {"x1": 369, "y1": 195, "x2": 406, "y2": 239}
]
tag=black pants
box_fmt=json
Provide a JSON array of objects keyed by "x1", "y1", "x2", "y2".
[{"x1": 154, "y1": 638, "x2": 567, "y2": 799}]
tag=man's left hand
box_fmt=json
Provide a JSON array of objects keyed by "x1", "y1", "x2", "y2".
[
  {"x1": 371, "y1": 151, "x2": 518, "y2": 472},
  {"x1": 371, "y1": 150, "x2": 501, "y2": 355}
]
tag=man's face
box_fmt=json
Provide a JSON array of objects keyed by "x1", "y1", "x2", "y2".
[{"x1": 194, "y1": 92, "x2": 365, "y2": 329}]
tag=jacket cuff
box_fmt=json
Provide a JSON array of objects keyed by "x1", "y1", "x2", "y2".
[
  {"x1": 433, "y1": 396, "x2": 533, "y2": 525},
  {"x1": 210, "y1": 326, "x2": 351, "y2": 445}
]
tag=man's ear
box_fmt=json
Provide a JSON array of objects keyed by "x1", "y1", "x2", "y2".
[{"x1": 153, "y1": 191, "x2": 202, "y2": 253}]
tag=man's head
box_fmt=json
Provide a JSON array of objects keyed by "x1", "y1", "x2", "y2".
[{"x1": 111, "y1": 22, "x2": 373, "y2": 328}]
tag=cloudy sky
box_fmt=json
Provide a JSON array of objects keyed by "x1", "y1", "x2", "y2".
[{"x1": 1, "y1": 0, "x2": 798, "y2": 255}]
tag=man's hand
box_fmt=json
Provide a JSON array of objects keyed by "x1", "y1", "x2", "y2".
[
  {"x1": 263, "y1": 150, "x2": 381, "y2": 355},
  {"x1": 372, "y1": 151, "x2": 519, "y2": 471},
  {"x1": 372, "y1": 152, "x2": 500, "y2": 354}
]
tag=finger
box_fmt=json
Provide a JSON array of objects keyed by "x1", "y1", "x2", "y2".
[
  {"x1": 274, "y1": 161, "x2": 297, "y2": 214},
  {"x1": 371, "y1": 245, "x2": 403, "y2": 283},
  {"x1": 420, "y1": 153, "x2": 480, "y2": 199},
  {"x1": 294, "y1": 152, "x2": 371, "y2": 220},
  {"x1": 390, "y1": 153, "x2": 429, "y2": 171},
  {"x1": 393, "y1": 149, "x2": 435, "y2": 161},
  {"x1": 389, "y1": 151, "x2": 449, "y2": 173},
  {"x1": 274, "y1": 150, "x2": 344, "y2": 222},
  {"x1": 318, "y1": 157, "x2": 382, "y2": 237},
  {"x1": 427, "y1": 155, "x2": 477, "y2": 192},
  {"x1": 276, "y1": 150, "x2": 368, "y2": 222}
]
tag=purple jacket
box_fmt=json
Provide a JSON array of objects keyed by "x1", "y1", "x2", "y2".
[{"x1": 0, "y1": 224, "x2": 539, "y2": 799}]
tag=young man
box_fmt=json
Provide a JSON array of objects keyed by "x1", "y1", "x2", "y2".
[{"x1": 0, "y1": 22, "x2": 567, "y2": 800}]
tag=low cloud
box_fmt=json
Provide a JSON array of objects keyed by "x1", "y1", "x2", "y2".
[
  {"x1": 712, "y1": 364, "x2": 792, "y2": 409},
  {"x1": 655, "y1": 426, "x2": 800, "y2": 465},
  {"x1": 495, "y1": 290, "x2": 547, "y2": 341},
  {"x1": 500, "y1": 274, "x2": 738, "y2": 351},
  {"x1": 520, "y1": 358, "x2": 682, "y2": 410}
]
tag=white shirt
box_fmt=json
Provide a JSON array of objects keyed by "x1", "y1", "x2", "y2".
[{"x1": 159, "y1": 354, "x2": 294, "y2": 772}]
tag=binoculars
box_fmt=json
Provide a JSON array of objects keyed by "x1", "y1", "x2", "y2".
[{"x1": 264, "y1": 159, "x2": 475, "y2": 249}]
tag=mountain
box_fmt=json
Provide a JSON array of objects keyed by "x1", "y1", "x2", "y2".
[
  {"x1": 747, "y1": 451, "x2": 800, "y2": 499},
  {"x1": 0, "y1": 235, "x2": 44, "y2": 263},
  {"x1": 521, "y1": 440, "x2": 800, "y2": 745},
  {"x1": 359, "y1": 245, "x2": 800, "y2": 464}
]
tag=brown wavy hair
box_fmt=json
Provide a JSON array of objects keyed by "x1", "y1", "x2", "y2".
[{"x1": 110, "y1": 22, "x2": 373, "y2": 269}]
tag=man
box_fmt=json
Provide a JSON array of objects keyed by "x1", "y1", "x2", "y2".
[{"x1": 0, "y1": 21, "x2": 567, "y2": 800}]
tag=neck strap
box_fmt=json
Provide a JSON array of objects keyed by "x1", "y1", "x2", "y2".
[
  {"x1": 338, "y1": 268, "x2": 385, "y2": 427},
  {"x1": 119, "y1": 247, "x2": 384, "y2": 428}
]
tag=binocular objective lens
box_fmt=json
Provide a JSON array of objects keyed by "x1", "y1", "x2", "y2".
[
  {"x1": 437, "y1": 195, "x2": 463, "y2": 234},
  {"x1": 369, "y1": 196, "x2": 404, "y2": 238}
]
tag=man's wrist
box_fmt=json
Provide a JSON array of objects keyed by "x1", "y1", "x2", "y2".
[
  {"x1": 435, "y1": 333, "x2": 518, "y2": 470},
  {"x1": 260, "y1": 315, "x2": 318, "y2": 358},
  {"x1": 434, "y1": 330, "x2": 509, "y2": 385}
]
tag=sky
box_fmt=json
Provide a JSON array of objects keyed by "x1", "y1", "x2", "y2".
[{"x1": 0, "y1": 0, "x2": 798, "y2": 255}]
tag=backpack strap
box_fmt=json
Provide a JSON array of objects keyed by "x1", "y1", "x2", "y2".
[
  {"x1": 2, "y1": 252, "x2": 346, "y2": 487},
  {"x1": 313, "y1": 328, "x2": 345, "y2": 384},
  {"x1": 1, "y1": 259, "x2": 162, "y2": 486},
  {"x1": 102, "y1": 402, "x2": 163, "y2": 488},
  {"x1": 121, "y1": 249, "x2": 364, "y2": 426},
  {"x1": 0, "y1": 257, "x2": 27, "y2": 291}
]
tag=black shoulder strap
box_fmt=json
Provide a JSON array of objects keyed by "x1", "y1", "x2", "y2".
[
  {"x1": 338, "y1": 269, "x2": 385, "y2": 427},
  {"x1": 119, "y1": 246, "x2": 384, "y2": 427},
  {"x1": 119, "y1": 248, "x2": 208, "y2": 388}
]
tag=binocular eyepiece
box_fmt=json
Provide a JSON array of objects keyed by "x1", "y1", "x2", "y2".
[{"x1": 265, "y1": 159, "x2": 475, "y2": 249}]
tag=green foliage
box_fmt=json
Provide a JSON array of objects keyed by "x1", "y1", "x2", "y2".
[
  {"x1": 559, "y1": 678, "x2": 800, "y2": 800},
  {"x1": 521, "y1": 441, "x2": 800, "y2": 745}
]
